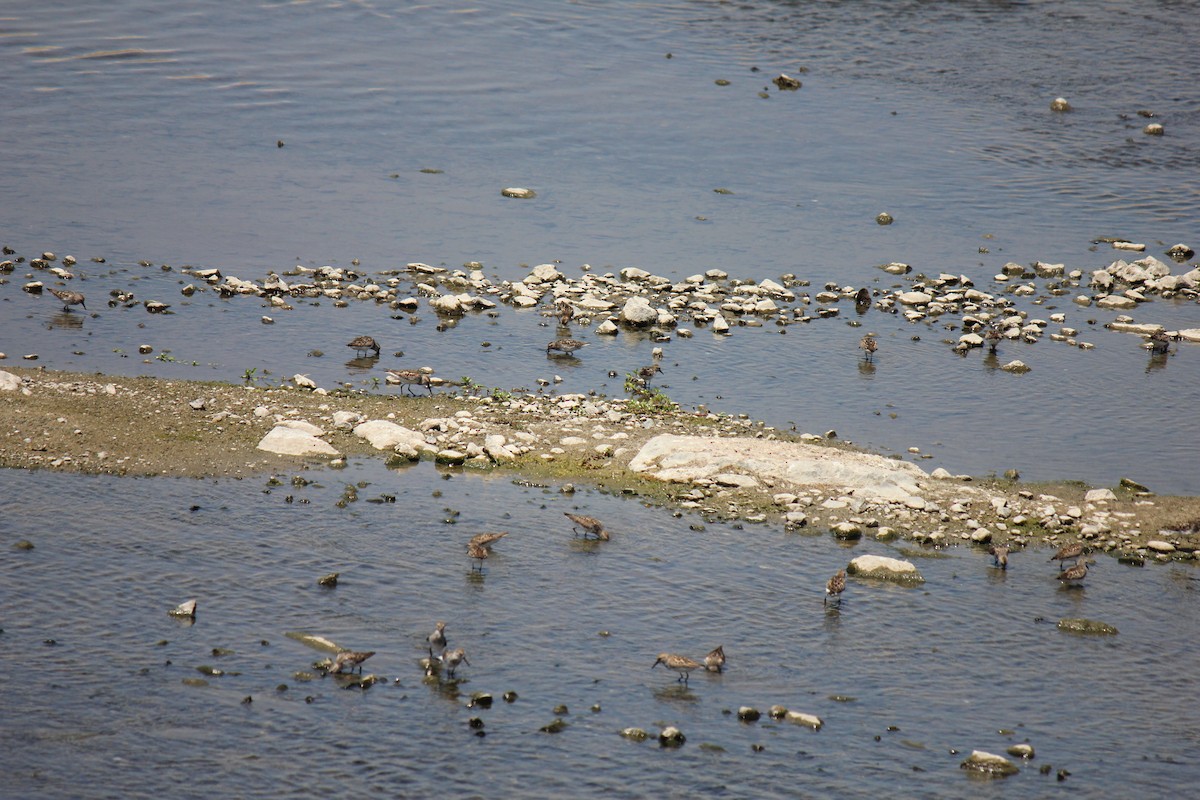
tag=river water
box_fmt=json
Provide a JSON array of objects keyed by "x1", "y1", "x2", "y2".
[
  {"x1": 2, "y1": 1, "x2": 1200, "y2": 794},
  {"x1": 3, "y1": 462, "x2": 1199, "y2": 798}
]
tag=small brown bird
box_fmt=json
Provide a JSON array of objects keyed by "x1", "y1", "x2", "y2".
[
  {"x1": 825, "y1": 569, "x2": 846, "y2": 606},
  {"x1": 1049, "y1": 542, "x2": 1084, "y2": 569},
  {"x1": 347, "y1": 335, "x2": 381, "y2": 357},
  {"x1": 547, "y1": 338, "x2": 588, "y2": 357},
  {"x1": 985, "y1": 325, "x2": 1003, "y2": 353},
  {"x1": 556, "y1": 298, "x2": 576, "y2": 327},
  {"x1": 1148, "y1": 329, "x2": 1171, "y2": 355},
  {"x1": 653, "y1": 653, "x2": 703, "y2": 684},
  {"x1": 854, "y1": 287, "x2": 871, "y2": 308},
  {"x1": 467, "y1": 540, "x2": 490, "y2": 571},
  {"x1": 332, "y1": 650, "x2": 375, "y2": 674},
  {"x1": 989, "y1": 544, "x2": 1009, "y2": 570},
  {"x1": 386, "y1": 369, "x2": 433, "y2": 396},
  {"x1": 1057, "y1": 558, "x2": 1093, "y2": 586},
  {"x1": 636, "y1": 364, "x2": 663, "y2": 386},
  {"x1": 564, "y1": 512, "x2": 609, "y2": 541},
  {"x1": 859, "y1": 334, "x2": 878, "y2": 362},
  {"x1": 469, "y1": 531, "x2": 509, "y2": 550},
  {"x1": 704, "y1": 645, "x2": 726, "y2": 673},
  {"x1": 48, "y1": 287, "x2": 86, "y2": 312},
  {"x1": 440, "y1": 647, "x2": 469, "y2": 678},
  {"x1": 427, "y1": 621, "x2": 447, "y2": 656}
]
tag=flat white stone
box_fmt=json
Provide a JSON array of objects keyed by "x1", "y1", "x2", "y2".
[
  {"x1": 354, "y1": 420, "x2": 428, "y2": 452},
  {"x1": 0, "y1": 370, "x2": 20, "y2": 391},
  {"x1": 257, "y1": 426, "x2": 340, "y2": 456},
  {"x1": 278, "y1": 419, "x2": 325, "y2": 437}
]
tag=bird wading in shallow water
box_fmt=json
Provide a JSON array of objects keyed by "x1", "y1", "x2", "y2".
[
  {"x1": 555, "y1": 298, "x2": 576, "y2": 327},
  {"x1": 48, "y1": 287, "x2": 86, "y2": 312},
  {"x1": 564, "y1": 512, "x2": 609, "y2": 541},
  {"x1": 546, "y1": 338, "x2": 588, "y2": 357},
  {"x1": 427, "y1": 621, "x2": 447, "y2": 657},
  {"x1": 652, "y1": 652, "x2": 703, "y2": 684},
  {"x1": 859, "y1": 334, "x2": 878, "y2": 362},
  {"x1": 989, "y1": 545, "x2": 1009, "y2": 570},
  {"x1": 825, "y1": 569, "x2": 846, "y2": 606},
  {"x1": 347, "y1": 335, "x2": 381, "y2": 357},
  {"x1": 332, "y1": 650, "x2": 375, "y2": 674},
  {"x1": 1049, "y1": 542, "x2": 1084, "y2": 570},
  {"x1": 704, "y1": 645, "x2": 725, "y2": 673},
  {"x1": 468, "y1": 531, "x2": 509, "y2": 550},
  {"x1": 1057, "y1": 558, "x2": 1094, "y2": 587},
  {"x1": 440, "y1": 647, "x2": 469, "y2": 678}
]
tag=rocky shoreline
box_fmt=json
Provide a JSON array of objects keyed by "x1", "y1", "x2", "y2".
[{"x1": 2, "y1": 366, "x2": 1197, "y2": 564}]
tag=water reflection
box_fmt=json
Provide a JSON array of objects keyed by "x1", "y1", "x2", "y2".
[{"x1": 47, "y1": 311, "x2": 85, "y2": 330}]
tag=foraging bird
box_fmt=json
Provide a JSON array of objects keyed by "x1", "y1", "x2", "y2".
[
  {"x1": 468, "y1": 531, "x2": 509, "y2": 550},
  {"x1": 989, "y1": 545, "x2": 1009, "y2": 570},
  {"x1": 556, "y1": 298, "x2": 576, "y2": 327},
  {"x1": 48, "y1": 287, "x2": 86, "y2": 312},
  {"x1": 440, "y1": 647, "x2": 469, "y2": 678},
  {"x1": 1148, "y1": 330, "x2": 1171, "y2": 355},
  {"x1": 347, "y1": 335, "x2": 381, "y2": 357},
  {"x1": 547, "y1": 338, "x2": 588, "y2": 357},
  {"x1": 854, "y1": 287, "x2": 871, "y2": 308},
  {"x1": 467, "y1": 540, "x2": 490, "y2": 571},
  {"x1": 1057, "y1": 559, "x2": 1093, "y2": 586},
  {"x1": 1049, "y1": 542, "x2": 1084, "y2": 569},
  {"x1": 386, "y1": 369, "x2": 434, "y2": 396},
  {"x1": 636, "y1": 364, "x2": 663, "y2": 386},
  {"x1": 427, "y1": 621, "x2": 447, "y2": 657},
  {"x1": 825, "y1": 569, "x2": 846, "y2": 607},
  {"x1": 564, "y1": 512, "x2": 609, "y2": 541},
  {"x1": 859, "y1": 334, "x2": 878, "y2": 362},
  {"x1": 985, "y1": 325, "x2": 1003, "y2": 353},
  {"x1": 332, "y1": 650, "x2": 375, "y2": 674},
  {"x1": 653, "y1": 653, "x2": 703, "y2": 684},
  {"x1": 704, "y1": 645, "x2": 726, "y2": 673}
]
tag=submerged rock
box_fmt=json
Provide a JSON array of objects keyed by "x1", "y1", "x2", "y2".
[
  {"x1": 961, "y1": 750, "x2": 1020, "y2": 777},
  {"x1": 1057, "y1": 618, "x2": 1118, "y2": 636},
  {"x1": 620, "y1": 727, "x2": 649, "y2": 741},
  {"x1": 847, "y1": 555, "x2": 925, "y2": 584},
  {"x1": 785, "y1": 710, "x2": 824, "y2": 730},
  {"x1": 659, "y1": 726, "x2": 686, "y2": 747}
]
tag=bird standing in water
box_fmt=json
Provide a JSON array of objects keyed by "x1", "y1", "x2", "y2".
[
  {"x1": 564, "y1": 512, "x2": 609, "y2": 541},
  {"x1": 704, "y1": 645, "x2": 726, "y2": 673},
  {"x1": 859, "y1": 334, "x2": 878, "y2": 362},
  {"x1": 427, "y1": 621, "x2": 447, "y2": 657},
  {"x1": 547, "y1": 338, "x2": 588, "y2": 357},
  {"x1": 653, "y1": 653, "x2": 703, "y2": 684},
  {"x1": 347, "y1": 335, "x2": 381, "y2": 357},
  {"x1": 825, "y1": 569, "x2": 846, "y2": 606},
  {"x1": 48, "y1": 287, "x2": 86, "y2": 312},
  {"x1": 989, "y1": 545, "x2": 1009, "y2": 570}
]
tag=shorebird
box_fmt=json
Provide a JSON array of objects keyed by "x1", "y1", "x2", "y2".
[
  {"x1": 346, "y1": 335, "x2": 381, "y2": 357},
  {"x1": 332, "y1": 650, "x2": 375, "y2": 674},
  {"x1": 47, "y1": 287, "x2": 86, "y2": 312},
  {"x1": 440, "y1": 647, "x2": 469, "y2": 678},
  {"x1": 636, "y1": 364, "x2": 663, "y2": 386},
  {"x1": 859, "y1": 334, "x2": 878, "y2": 362},
  {"x1": 854, "y1": 287, "x2": 871, "y2": 308},
  {"x1": 467, "y1": 540, "x2": 490, "y2": 571},
  {"x1": 1049, "y1": 542, "x2": 1084, "y2": 570},
  {"x1": 653, "y1": 653, "x2": 703, "y2": 684},
  {"x1": 386, "y1": 369, "x2": 433, "y2": 396},
  {"x1": 985, "y1": 325, "x2": 1003, "y2": 353},
  {"x1": 704, "y1": 645, "x2": 726, "y2": 673},
  {"x1": 989, "y1": 544, "x2": 1009, "y2": 570},
  {"x1": 825, "y1": 569, "x2": 846, "y2": 607},
  {"x1": 1057, "y1": 558, "x2": 1093, "y2": 587},
  {"x1": 469, "y1": 531, "x2": 509, "y2": 549},
  {"x1": 556, "y1": 298, "x2": 576, "y2": 327},
  {"x1": 427, "y1": 621, "x2": 447, "y2": 657},
  {"x1": 1148, "y1": 330, "x2": 1171, "y2": 355},
  {"x1": 547, "y1": 338, "x2": 588, "y2": 357},
  {"x1": 564, "y1": 512, "x2": 609, "y2": 541}
]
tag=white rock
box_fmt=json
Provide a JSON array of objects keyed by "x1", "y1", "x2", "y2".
[
  {"x1": 528, "y1": 263, "x2": 563, "y2": 282},
  {"x1": 620, "y1": 296, "x2": 658, "y2": 326},
  {"x1": 256, "y1": 426, "x2": 340, "y2": 456},
  {"x1": 431, "y1": 294, "x2": 464, "y2": 315},
  {"x1": 278, "y1": 419, "x2": 325, "y2": 436},
  {"x1": 784, "y1": 711, "x2": 823, "y2": 729},
  {"x1": 1000, "y1": 360, "x2": 1030, "y2": 373},
  {"x1": 292, "y1": 374, "x2": 317, "y2": 390},
  {"x1": 354, "y1": 420, "x2": 428, "y2": 452},
  {"x1": 896, "y1": 291, "x2": 933, "y2": 305},
  {"x1": 595, "y1": 319, "x2": 619, "y2": 335},
  {"x1": 1146, "y1": 540, "x2": 1176, "y2": 553},
  {"x1": 332, "y1": 410, "x2": 365, "y2": 429},
  {"x1": 711, "y1": 314, "x2": 730, "y2": 333},
  {"x1": 847, "y1": 554, "x2": 925, "y2": 583},
  {"x1": 0, "y1": 370, "x2": 20, "y2": 391},
  {"x1": 1085, "y1": 488, "x2": 1117, "y2": 502},
  {"x1": 1096, "y1": 295, "x2": 1138, "y2": 310},
  {"x1": 714, "y1": 473, "x2": 759, "y2": 489}
]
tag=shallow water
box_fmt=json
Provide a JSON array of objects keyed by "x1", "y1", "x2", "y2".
[
  {"x1": 2, "y1": 463, "x2": 1199, "y2": 798},
  {"x1": 2, "y1": 0, "x2": 1198, "y2": 492}
]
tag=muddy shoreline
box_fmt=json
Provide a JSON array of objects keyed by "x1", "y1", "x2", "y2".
[{"x1": 2, "y1": 366, "x2": 1197, "y2": 563}]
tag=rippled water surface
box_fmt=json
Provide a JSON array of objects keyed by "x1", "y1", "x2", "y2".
[
  {"x1": 2, "y1": 464, "x2": 1199, "y2": 798},
  {"x1": 1, "y1": 0, "x2": 1198, "y2": 491}
]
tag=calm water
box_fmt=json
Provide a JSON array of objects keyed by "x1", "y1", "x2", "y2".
[{"x1": 2, "y1": 463, "x2": 1199, "y2": 798}]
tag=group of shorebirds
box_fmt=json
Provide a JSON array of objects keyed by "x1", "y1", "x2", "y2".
[{"x1": 986, "y1": 540, "x2": 1093, "y2": 585}]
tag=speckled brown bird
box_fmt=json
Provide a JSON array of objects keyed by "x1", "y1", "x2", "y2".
[
  {"x1": 564, "y1": 512, "x2": 609, "y2": 541},
  {"x1": 556, "y1": 298, "x2": 576, "y2": 327},
  {"x1": 859, "y1": 334, "x2": 878, "y2": 362},
  {"x1": 468, "y1": 531, "x2": 509, "y2": 550},
  {"x1": 347, "y1": 335, "x2": 381, "y2": 357},
  {"x1": 467, "y1": 540, "x2": 490, "y2": 571},
  {"x1": 1049, "y1": 542, "x2": 1084, "y2": 569},
  {"x1": 825, "y1": 569, "x2": 846, "y2": 606},
  {"x1": 704, "y1": 645, "x2": 726, "y2": 673},
  {"x1": 547, "y1": 338, "x2": 588, "y2": 357},
  {"x1": 653, "y1": 652, "x2": 703, "y2": 684},
  {"x1": 427, "y1": 621, "x2": 447, "y2": 656},
  {"x1": 440, "y1": 647, "x2": 469, "y2": 678},
  {"x1": 1057, "y1": 558, "x2": 1093, "y2": 586},
  {"x1": 989, "y1": 544, "x2": 1009, "y2": 570},
  {"x1": 332, "y1": 650, "x2": 375, "y2": 674},
  {"x1": 386, "y1": 369, "x2": 433, "y2": 396},
  {"x1": 48, "y1": 287, "x2": 86, "y2": 312}
]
